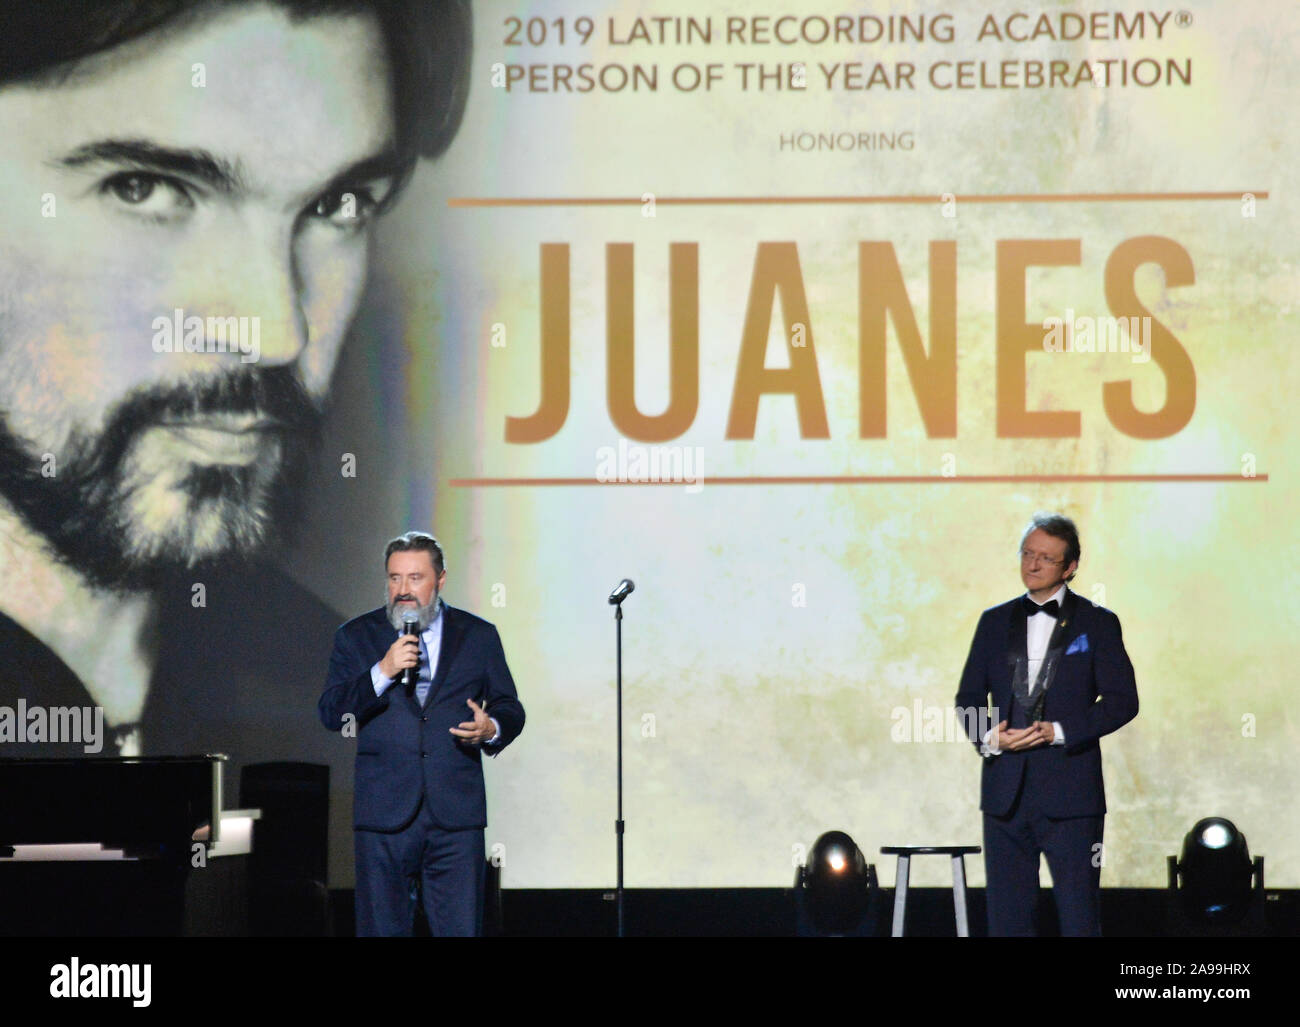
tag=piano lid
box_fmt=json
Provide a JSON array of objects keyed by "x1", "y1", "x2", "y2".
[{"x1": 0, "y1": 755, "x2": 225, "y2": 850}]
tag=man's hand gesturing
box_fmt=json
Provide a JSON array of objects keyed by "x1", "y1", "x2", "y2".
[{"x1": 450, "y1": 699, "x2": 495, "y2": 745}]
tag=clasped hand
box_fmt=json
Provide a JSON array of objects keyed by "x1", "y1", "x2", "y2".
[{"x1": 990, "y1": 719, "x2": 1055, "y2": 753}]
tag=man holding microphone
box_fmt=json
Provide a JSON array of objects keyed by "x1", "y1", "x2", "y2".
[{"x1": 319, "y1": 531, "x2": 524, "y2": 936}]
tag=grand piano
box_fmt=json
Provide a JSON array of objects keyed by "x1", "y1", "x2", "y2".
[{"x1": 0, "y1": 755, "x2": 257, "y2": 935}]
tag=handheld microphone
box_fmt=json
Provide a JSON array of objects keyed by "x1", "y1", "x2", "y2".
[
  {"x1": 401, "y1": 611, "x2": 419, "y2": 689},
  {"x1": 608, "y1": 579, "x2": 635, "y2": 605}
]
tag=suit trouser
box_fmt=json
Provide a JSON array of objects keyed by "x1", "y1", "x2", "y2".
[
  {"x1": 982, "y1": 760, "x2": 1104, "y2": 937},
  {"x1": 354, "y1": 797, "x2": 485, "y2": 937}
]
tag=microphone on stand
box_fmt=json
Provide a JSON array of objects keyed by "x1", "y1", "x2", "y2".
[
  {"x1": 401, "y1": 611, "x2": 420, "y2": 690},
  {"x1": 606, "y1": 577, "x2": 634, "y2": 937},
  {"x1": 608, "y1": 579, "x2": 634, "y2": 605}
]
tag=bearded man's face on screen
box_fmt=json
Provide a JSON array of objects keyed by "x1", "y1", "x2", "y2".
[{"x1": 0, "y1": 4, "x2": 407, "y2": 591}]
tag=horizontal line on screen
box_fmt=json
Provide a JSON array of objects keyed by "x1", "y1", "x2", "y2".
[
  {"x1": 449, "y1": 473, "x2": 1267, "y2": 487},
  {"x1": 448, "y1": 191, "x2": 1268, "y2": 208}
]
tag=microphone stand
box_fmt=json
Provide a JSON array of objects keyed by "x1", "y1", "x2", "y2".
[
  {"x1": 614, "y1": 599, "x2": 625, "y2": 938},
  {"x1": 607, "y1": 579, "x2": 633, "y2": 937}
]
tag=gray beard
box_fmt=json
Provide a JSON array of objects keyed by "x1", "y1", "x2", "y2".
[{"x1": 386, "y1": 594, "x2": 441, "y2": 632}]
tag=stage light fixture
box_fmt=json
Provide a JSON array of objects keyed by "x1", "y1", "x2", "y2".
[
  {"x1": 796, "y1": 831, "x2": 873, "y2": 934},
  {"x1": 1172, "y1": 817, "x2": 1256, "y2": 925}
]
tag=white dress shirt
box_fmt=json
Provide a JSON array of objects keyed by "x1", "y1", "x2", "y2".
[
  {"x1": 983, "y1": 585, "x2": 1068, "y2": 755},
  {"x1": 1025, "y1": 584, "x2": 1067, "y2": 747}
]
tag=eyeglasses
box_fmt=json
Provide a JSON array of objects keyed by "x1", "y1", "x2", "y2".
[{"x1": 1019, "y1": 549, "x2": 1064, "y2": 567}]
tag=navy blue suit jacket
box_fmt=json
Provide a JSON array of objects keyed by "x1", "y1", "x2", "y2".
[
  {"x1": 955, "y1": 589, "x2": 1137, "y2": 818},
  {"x1": 318, "y1": 604, "x2": 524, "y2": 832}
]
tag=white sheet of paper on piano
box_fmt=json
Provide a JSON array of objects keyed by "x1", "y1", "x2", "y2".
[{"x1": 1, "y1": 809, "x2": 261, "y2": 861}]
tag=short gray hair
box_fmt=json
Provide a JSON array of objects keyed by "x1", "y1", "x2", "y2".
[
  {"x1": 384, "y1": 531, "x2": 445, "y2": 576},
  {"x1": 1020, "y1": 513, "x2": 1080, "y2": 580}
]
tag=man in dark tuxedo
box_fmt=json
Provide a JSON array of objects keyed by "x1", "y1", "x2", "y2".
[
  {"x1": 955, "y1": 513, "x2": 1138, "y2": 936},
  {"x1": 319, "y1": 532, "x2": 524, "y2": 937}
]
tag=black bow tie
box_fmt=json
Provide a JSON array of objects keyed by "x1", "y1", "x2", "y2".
[{"x1": 1024, "y1": 597, "x2": 1060, "y2": 617}]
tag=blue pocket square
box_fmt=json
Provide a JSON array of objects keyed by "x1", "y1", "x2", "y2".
[{"x1": 1066, "y1": 634, "x2": 1090, "y2": 655}]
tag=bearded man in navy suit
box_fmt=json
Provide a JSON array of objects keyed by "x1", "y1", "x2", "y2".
[
  {"x1": 955, "y1": 513, "x2": 1138, "y2": 937},
  {"x1": 319, "y1": 531, "x2": 524, "y2": 936}
]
